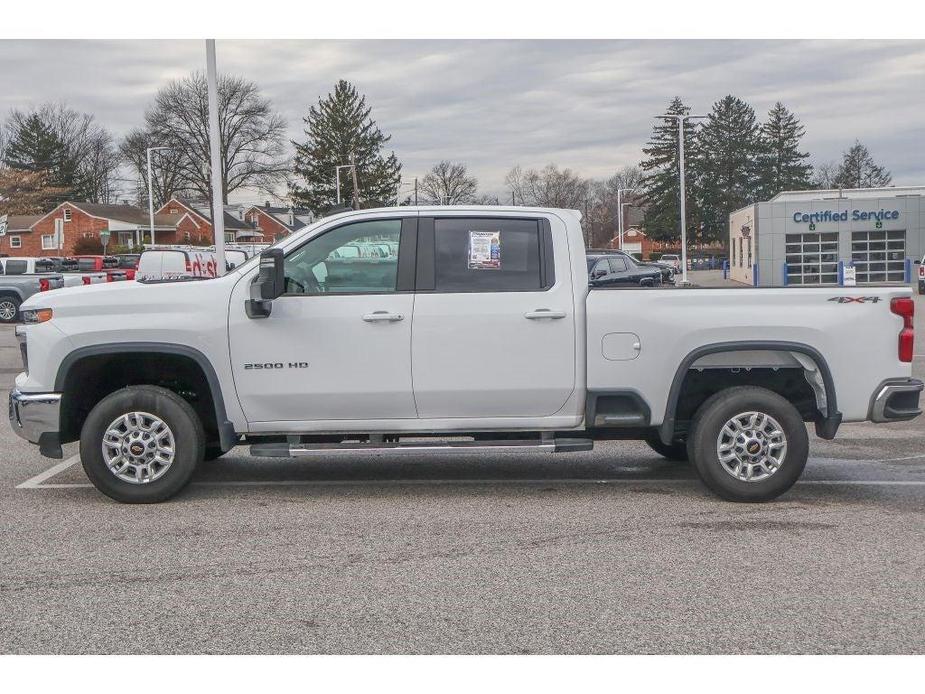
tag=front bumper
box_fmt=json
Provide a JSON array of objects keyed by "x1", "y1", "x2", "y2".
[
  {"x1": 869, "y1": 378, "x2": 924, "y2": 423},
  {"x1": 9, "y1": 387, "x2": 63, "y2": 458}
]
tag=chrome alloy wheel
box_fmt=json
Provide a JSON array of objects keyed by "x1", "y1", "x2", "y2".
[
  {"x1": 101, "y1": 411, "x2": 176, "y2": 484},
  {"x1": 0, "y1": 300, "x2": 17, "y2": 321},
  {"x1": 716, "y1": 411, "x2": 787, "y2": 483}
]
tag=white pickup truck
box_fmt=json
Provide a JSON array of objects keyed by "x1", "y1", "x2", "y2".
[{"x1": 10, "y1": 206, "x2": 923, "y2": 503}]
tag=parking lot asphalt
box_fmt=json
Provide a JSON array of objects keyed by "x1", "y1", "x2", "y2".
[{"x1": 2, "y1": 286, "x2": 924, "y2": 654}]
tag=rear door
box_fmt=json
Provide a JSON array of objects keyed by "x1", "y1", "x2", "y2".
[{"x1": 411, "y1": 215, "x2": 575, "y2": 418}]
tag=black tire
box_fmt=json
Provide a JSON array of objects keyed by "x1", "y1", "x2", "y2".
[
  {"x1": 687, "y1": 386, "x2": 808, "y2": 502},
  {"x1": 0, "y1": 294, "x2": 21, "y2": 324},
  {"x1": 644, "y1": 432, "x2": 688, "y2": 462},
  {"x1": 79, "y1": 385, "x2": 205, "y2": 503}
]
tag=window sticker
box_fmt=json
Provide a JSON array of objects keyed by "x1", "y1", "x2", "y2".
[{"x1": 468, "y1": 230, "x2": 501, "y2": 270}]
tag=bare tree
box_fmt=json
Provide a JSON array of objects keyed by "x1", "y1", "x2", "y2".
[
  {"x1": 505, "y1": 163, "x2": 588, "y2": 208},
  {"x1": 145, "y1": 72, "x2": 288, "y2": 204},
  {"x1": 419, "y1": 160, "x2": 478, "y2": 204},
  {"x1": 832, "y1": 141, "x2": 892, "y2": 189},
  {"x1": 119, "y1": 128, "x2": 191, "y2": 207},
  {"x1": 811, "y1": 161, "x2": 838, "y2": 189}
]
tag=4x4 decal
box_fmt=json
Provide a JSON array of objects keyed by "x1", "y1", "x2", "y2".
[{"x1": 828, "y1": 296, "x2": 882, "y2": 304}]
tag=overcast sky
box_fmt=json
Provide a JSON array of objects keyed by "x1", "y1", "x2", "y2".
[{"x1": 1, "y1": 39, "x2": 923, "y2": 203}]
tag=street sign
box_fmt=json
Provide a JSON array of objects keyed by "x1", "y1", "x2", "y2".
[
  {"x1": 0, "y1": 214, "x2": 7, "y2": 236},
  {"x1": 99, "y1": 231, "x2": 111, "y2": 252}
]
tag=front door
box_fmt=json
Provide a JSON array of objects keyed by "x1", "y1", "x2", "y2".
[
  {"x1": 411, "y1": 215, "x2": 576, "y2": 418},
  {"x1": 228, "y1": 216, "x2": 418, "y2": 425}
]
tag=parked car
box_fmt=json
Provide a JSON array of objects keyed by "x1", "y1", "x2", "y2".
[
  {"x1": 0, "y1": 258, "x2": 64, "y2": 323},
  {"x1": 41, "y1": 257, "x2": 109, "y2": 287},
  {"x1": 73, "y1": 256, "x2": 129, "y2": 282},
  {"x1": 660, "y1": 254, "x2": 682, "y2": 272},
  {"x1": 135, "y1": 247, "x2": 248, "y2": 282},
  {"x1": 11, "y1": 206, "x2": 922, "y2": 504},
  {"x1": 587, "y1": 253, "x2": 662, "y2": 287},
  {"x1": 113, "y1": 254, "x2": 140, "y2": 280}
]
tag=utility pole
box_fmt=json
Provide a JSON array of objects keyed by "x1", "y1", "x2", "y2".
[
  {"x1": 206, "y1": 39, "x2": 226, "y2": 275},
  {"x1": 414, "y1": 177, "x2": 418, "y2": 206},
  {"x1": 656, "y1": 112, "x2": 706, "y2": 285}
]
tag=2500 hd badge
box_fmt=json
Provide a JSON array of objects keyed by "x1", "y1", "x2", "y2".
[{"x1": 243, "y1": 362, "x2": 309, "y2": 370}]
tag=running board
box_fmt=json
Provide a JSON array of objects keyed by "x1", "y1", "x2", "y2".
[{"x1": 250, "y1": 438, "x2": 593, "y2": 458}]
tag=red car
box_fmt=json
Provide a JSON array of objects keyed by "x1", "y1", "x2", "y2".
[{"x1": 74, "y1": 255, "x2": 132, "y2": 282}]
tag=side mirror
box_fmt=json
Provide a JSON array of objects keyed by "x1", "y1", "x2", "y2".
[
  {"x1": 916, "y1": 259, "x2": 921, "y2": 264},
  {"x1": 592, "y1": 268, "x2": 606, "y2": 279},
  {"x1": 246, "y1": 248, "x2": 284, "y2": 319}
]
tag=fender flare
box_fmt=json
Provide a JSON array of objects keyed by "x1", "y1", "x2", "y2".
[
  {"x1": 659, "y1": 340, "x2": 841, "y2": 445},
  {"x1": 55, "y1": 342, "x2": 237, "y2": 451}
]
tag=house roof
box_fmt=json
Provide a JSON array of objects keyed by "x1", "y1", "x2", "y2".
[
  {"x1": 175, "y1": 198, "x2": 252, "y2": 230},
  {"x1": 30, "y1": 202, "x2": 180, "y2": 230},
  {"x1": 5, "y1": 215, "x2": 42, "y2": 232},
  {"x1": 245, "y1": 204, "x2": 313, "y2": 232}
]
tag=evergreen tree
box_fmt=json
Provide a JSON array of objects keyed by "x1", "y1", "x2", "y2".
[
  {"x1": 291, "y1": 80, "x2": 402, "y2": 213},
  {"x1": 833, "y1": 140, "x2": 892, "y2": 189},
  {"x1": 639, "y1": 97, "x2": 701, "y2": 243},
  {"x1": 757, "y1": 102, "x2": 812, "y2": 198},
  {"x1": 695, "y1": 95, "x2": 762, "y2": 243},
  {"x1": 2, "y1": 113, "x2": 79, "y2": 208}
]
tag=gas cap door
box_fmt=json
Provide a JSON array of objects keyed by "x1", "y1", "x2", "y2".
[{"x1": 601, "y1": 332, "x2": 642, "y2": 361}]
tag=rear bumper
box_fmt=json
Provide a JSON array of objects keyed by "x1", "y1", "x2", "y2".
[
  {"x1": 868, "y1": 378, "x2": 924, "y2": 423},
  {"x1": 9, "y1": 387, "x2": 63, "y2": 458}
]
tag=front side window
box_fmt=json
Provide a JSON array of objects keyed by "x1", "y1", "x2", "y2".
[
  {"x1": 433, "y1": 218, "x2": 542, "y2": 292},
  {"x1": 609, "y1": 257, "x2": 628, "y2": 273},
  {"x1": 283, "y1": 219, "x2": 402, "y2": 295}
]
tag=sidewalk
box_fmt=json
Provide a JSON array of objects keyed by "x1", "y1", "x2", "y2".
[{"x1": 685, "y1": 269, "x2": 743, "y2": 288}]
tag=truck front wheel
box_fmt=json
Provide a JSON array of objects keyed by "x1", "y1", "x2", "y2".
[
  {"x1": 79, "y1": 385, "x2": 204, "y2": 503},
  {"x1": 687, "y1": 386, "x2": 808, "y2": 502}
]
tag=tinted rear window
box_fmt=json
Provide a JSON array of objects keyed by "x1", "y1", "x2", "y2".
[
  {"x1": 77, "y1": 259, "x2": 97, "y2": 272},
  {"x1": 433, "y1": 218, "x2": 542, "y2": 292},
  {"x1": 5, "y1": 260, "x2": 28, "y2": 275}
]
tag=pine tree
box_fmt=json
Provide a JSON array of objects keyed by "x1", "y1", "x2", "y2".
[
  {"x1": 757, "y1": 102, "x2": 812, "y2": 198},
  {"x1": 695, "y1": 95, "x2": 762, "y2": 243},
  {"x1": 291, "y1": 80, "x2": 402, "y2": 213},
  {"x1": 639, "y1": 97, "x2": 701, "y2": 243},
  {"x1": 832, "y1": 140, "x2": 892, "y2": 189},
  {"x1": 2, "y1": 113, "x2": 79, "y2": 208}
]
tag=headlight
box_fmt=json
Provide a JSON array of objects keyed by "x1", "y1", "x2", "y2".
[{"x1": 21, "y1": 308, "x2": 53, "y2": 324}]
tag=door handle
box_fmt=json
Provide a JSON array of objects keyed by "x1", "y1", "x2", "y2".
[
  {"x1": 362, "y1": 311, "x2": 404, "y2": 322},
  {"x1": 524, "y1": 309, "x2": 567, "y2": 320}
]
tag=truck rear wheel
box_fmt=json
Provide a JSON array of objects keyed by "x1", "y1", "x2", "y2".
[
  {"x1": 644, "y1": 432, "x2": 688, "y2": 462},
  {"x1": 79, "y1": 385, "x2": 204, "y2": 503},
  {"x1": 0, "y1": 294, "x2": 21, "y2": 323},
  {"x1": 687, "y1": 386, "x2": 808, "y2": 502}
]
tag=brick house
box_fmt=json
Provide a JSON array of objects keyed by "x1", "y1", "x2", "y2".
[
  {"x1": 243, "y1": 202, "x2": 314, "y2": 241},
  {"x1": 608, "y1": 227, "x2": 678, "y2": 259},
  {"x1": 25, "y1": 202, "x2": 181, "y2": 257},
  {"x1": 156, "y1": 197, "x2": 253, "y2": 245},
  {"x1": 1, "y1": 215, "x2": 42, "y2": 256}
]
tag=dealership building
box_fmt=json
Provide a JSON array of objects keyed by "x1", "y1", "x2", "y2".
[{"x1": 729, "y1": 186, "x2": 925, "y2": 286}]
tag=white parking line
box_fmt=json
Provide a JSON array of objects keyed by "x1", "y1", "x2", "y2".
[{"x1": 15, "y1": 454, "x2": 81, "y2": 489}]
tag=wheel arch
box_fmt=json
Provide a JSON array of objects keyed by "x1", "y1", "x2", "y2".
[
  {"x1": 659, "y1": 340, "x2": 841, "y2": 445},
  {"x1": 54, "y1": 342, "x2": 237, "y2": 451}
]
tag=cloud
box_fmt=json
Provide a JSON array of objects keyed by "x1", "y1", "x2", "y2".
[{"x1": 0, "y1": 39, "x2": 923, "y2": 200}]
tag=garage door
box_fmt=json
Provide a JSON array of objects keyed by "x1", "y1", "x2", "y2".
[
  {"x1": 785, "y1": 232, "x2": 838, "y2": 285},
  {"x1": 851, "y1": 230, "x2": 905, "y2": 283}
]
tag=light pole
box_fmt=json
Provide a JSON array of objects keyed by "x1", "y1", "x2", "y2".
[
  {"x1": 657, "y1": 112, "x2": 706, "y2": 285},
  {"x1": 206, "y1": 39, "x2": 226, "y2": 275},
  {"x1": 335, "y1": 164, "x2": 356, "y2": 206},
  {"x1": 616, "y1": 187, "x2": 636, "y2": 250},
  {"x1": 620, "y1": 201, "x2": 637, "y2": 249},
  {"x1": 146, "y1": 146, "x2": 170, "y2": 246}
]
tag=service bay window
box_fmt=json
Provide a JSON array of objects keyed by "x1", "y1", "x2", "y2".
[
  {"x1": 785, "y1": 232, "x2": 838, "y2": 285},
  {"x1": 41, "y1": 234, "x2": 57, "y2": 250},
  {"x1": 851, "y1": 230, "x2": 906, "y2": 283}
]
